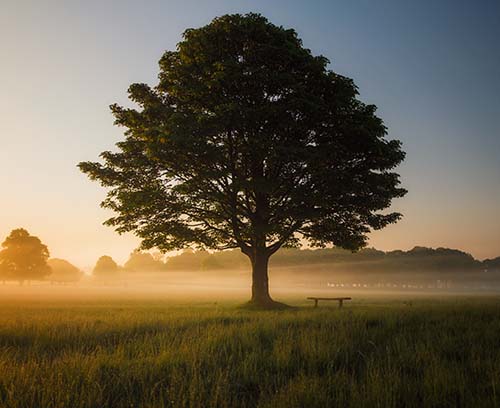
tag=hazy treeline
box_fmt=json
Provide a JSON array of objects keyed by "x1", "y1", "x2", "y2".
[
  {"x1": 146, "y1": 246, "x2": 500, "y2": 273},
  {"x1": 0, "y1": 229, "x2": 119, "y2": 284},
  {"x1": 127, "y1": 246, "x2": 500, "y2": 290},
  {"x1": 2, "y1": 227, "x2": 500, "y2": 289}
]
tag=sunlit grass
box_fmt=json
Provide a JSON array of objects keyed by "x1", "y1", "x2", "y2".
[{"x1": 0, "y1": 296, "x2": 499, "y2": 407}]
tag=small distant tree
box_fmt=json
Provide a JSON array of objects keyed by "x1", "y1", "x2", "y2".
[
  {"x1": 0, "y1": 228, "x2": 51, "y2": 284},
  {"x1": 124, "y1": 251, "x2": 166, "y2": 272},
  {"x1": 93, "y1": 255, "x2": 119, "y2": 281},
  {"x1": 79, "y1": 14, "x2": 406, "y2": 308},
  {"x1": 47, "y1": 259, "x2": 83, "y2": 284}
]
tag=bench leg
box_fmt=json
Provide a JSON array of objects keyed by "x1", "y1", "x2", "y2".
[
  {"x1": 314, "y1": 299, "x2": 318, "y2": 308},
  {"x1": 339, "y1": 299, "x2": 343, "y2": 309}
]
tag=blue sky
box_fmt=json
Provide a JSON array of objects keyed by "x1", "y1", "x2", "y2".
[{"x1": 0, "y1": 0, "x2": 499, "y2": 266}]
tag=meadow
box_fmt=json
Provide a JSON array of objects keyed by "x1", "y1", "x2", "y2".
[{"x1": 0, "y1": 288, "x2": 499, "y2": 408}]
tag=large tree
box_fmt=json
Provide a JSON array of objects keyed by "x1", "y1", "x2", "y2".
[
  {"x1": 79, "y1": 13, "x2": 406, "y2": 308},
  {"x1": 0, "y1": 228, "x2": 51, "y2": 284}
]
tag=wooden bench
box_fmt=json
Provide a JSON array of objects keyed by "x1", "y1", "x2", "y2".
[{"x1": 307, "y1": 297, "x2": 352, "y2": 308}]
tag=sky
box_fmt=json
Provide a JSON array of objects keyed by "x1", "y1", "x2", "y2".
[{"x1": 0, "y1": 0, "x2": 499, "y2": 267}]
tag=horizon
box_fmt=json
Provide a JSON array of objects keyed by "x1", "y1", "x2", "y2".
[{"x1": 1, "y1": 0, "x2": 499, "y2": 266}]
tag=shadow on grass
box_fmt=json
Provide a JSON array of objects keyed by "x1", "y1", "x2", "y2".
[{"x1": 238, "y1": 299, "x2": 295, "y2": 311}]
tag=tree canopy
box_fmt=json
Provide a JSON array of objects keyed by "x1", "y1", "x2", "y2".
[
  {"x1": 48, "y1": 258, "x2": 83, "y2": 283},
  {"x1": 124, "y1": 251, "x2": 167, "y2": 272},
  {"x1": 79, "y1": 13, "x2": 406, "y2": 307},
  {"x1": 0, "y1": 228, "x2": 51, "y2": 283},
  {"x1": 93, "y1": 256, "x2": 119, "y2": 280}
]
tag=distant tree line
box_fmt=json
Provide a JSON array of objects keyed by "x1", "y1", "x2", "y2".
[
  {"x1": 1, "y1": 227, "x2": 498, "y2": 286},
  {"x1": 0, "y1": 229, "x2": 86, "y2": 284},
  {"x1": 122, "y1": 246, "x2": 498, "y2": 280},
  {"x1": 137, "y1": 246, "x2": 488, "y2": 273},
  {"x1": 0, "y1": 228, "x2": 119, "y2": 284},
  {"x1": 152, "y1": 246, "x2": 500, "y2": 288}
]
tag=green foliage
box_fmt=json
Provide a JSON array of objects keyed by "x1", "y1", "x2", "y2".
[
  {"x1": 0, "y1": 228, "x2": 51, "y2": 283},
  {"x1": 0, "y1": 297, "x2": 498, "y2": 407},
  {"x1": 78, "y1": 13, "x2": 406, "y2": 257},
  {"x1": 93, "y1": 255, "x2": 119, "y2": 280},
  {"x1": 47, "y1": 258, "x2": 83, "y2": 283}
]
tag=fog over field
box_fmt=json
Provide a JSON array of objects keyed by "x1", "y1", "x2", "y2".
[{"x1": 3, "y1": 239, "x2": 500, "y2": 309}]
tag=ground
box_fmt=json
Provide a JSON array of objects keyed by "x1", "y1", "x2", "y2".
[{"x1": 0, "y1": 289, "x2": 499, "y2": 407}]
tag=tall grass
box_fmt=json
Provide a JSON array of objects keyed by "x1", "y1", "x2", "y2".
[{"x1": 0, "y1": 297, "x2": 499, "y2": 407}]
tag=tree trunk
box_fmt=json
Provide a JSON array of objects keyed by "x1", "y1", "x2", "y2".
[{"x1": 250, "y1": 251, "x2": 273, "y2": 306}]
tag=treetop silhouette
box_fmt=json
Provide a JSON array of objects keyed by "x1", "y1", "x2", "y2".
[
  {"x1": 48, "y1": 258, "x2": 83, "y2": 283},
  {"x1": 93, "y1": 255, "x2": 119, "y2": 280},
  {"x1": 124, "y1": 251, "x2": 166, "y2": 272}
]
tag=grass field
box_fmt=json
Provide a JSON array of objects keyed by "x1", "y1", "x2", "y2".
[{"x1": 0, "y1": 290, "x2": 499, "y2": 407}]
